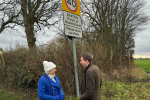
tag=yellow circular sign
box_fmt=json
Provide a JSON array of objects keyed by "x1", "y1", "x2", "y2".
[
  {"x1": 62, "y1": 0, "x2": 81, "y2": 16},
  {"x1": 65, "y1": 0, "x2": 77, "y2": 12}
]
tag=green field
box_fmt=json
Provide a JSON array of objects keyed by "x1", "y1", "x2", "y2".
[{"x1": 134, "y1": 59, "x2": 150, "y2": 73}]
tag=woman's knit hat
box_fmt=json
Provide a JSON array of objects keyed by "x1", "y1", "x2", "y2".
[{"x1": 43, "y1": 61, "x2": 56, "y2": 72}]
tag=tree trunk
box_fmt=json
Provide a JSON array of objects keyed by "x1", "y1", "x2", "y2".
[
  {"x1": 20, "y1": 0, "x2": 36, "y2": 52},
  {"x1": 128, "y1": 50, "x2": 130, "y2": 69},
  {"x1": 25, "y1": 22, "x2": 36, "y2": 52}
]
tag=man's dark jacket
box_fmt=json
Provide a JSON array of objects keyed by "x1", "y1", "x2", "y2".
[{"x1": 80, "y1": 63, "x2": 102, "y2": 100}]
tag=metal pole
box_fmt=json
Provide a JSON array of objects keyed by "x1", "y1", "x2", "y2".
[
  {"x1": 128, "y1": 50, "x2": 130, "y2": 68},
  {"x1": 72, "y1": 37, "x2": 79, "y2": 98}
]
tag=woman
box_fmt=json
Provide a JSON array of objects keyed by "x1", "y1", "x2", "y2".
[{"x1": 38, "y1": 61, "x2": 64, "y2": 100}]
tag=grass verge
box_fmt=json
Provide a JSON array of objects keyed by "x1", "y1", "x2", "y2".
[
  {"x1": 66, "y1": 80, "x2": 150, "y2": 100},
  {"x1": 0, "y1": 85, "x2": 39, "y2": 100},
  {"x1": 1, "y1": 80, "x2": 150, "y2": 100},
  {"x1": 101, "y1": 80, "x2": 150, "y2": 100}
]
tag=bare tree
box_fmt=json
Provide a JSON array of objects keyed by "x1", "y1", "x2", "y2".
[
  {"x1": 20, "y1": 0, "x2": 61, "y2": 52},
  {"x1": 0, "y1": 0, "x2": 61, "y2": 52},
  {"x1": 0, "y1": 0, "x2": 22, "y2": 33},
  {"x1": 81, "y1": 0, "x2": 148, "y2": 70}
]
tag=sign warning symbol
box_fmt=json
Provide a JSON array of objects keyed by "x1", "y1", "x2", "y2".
[
  {"x1": 65, "y1": 0, "x2": 77, "y2": 12},
  {"x1": 62, "y1": 0, "x2": 81, "y2": 16}
]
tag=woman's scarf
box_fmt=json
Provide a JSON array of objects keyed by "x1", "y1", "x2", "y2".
[{"x1": 44, "y1": 73, "x2": 55, "y2": 96}]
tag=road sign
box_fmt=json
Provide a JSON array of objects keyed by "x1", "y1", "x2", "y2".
[
  {"x1": 63, "y1": 11, "x2": 82, "y2": 38},
  {"x1": 62, "y1": 0, "x2": 82, "y2": 38},
  {"x1": 64, "y1": 24, "x2": 82, "y2": 38},
  {"x1": 63, "y1": 11, "x2": 81, "y2": 28},
  {"x1": 62, "y1": 0, "x2": 81, "y2": 16}
]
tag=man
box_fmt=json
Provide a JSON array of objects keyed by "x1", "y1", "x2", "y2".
[{"x1": 80, "y1": 53, "x2": 102, "y2": 100}]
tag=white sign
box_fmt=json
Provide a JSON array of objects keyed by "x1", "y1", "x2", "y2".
[
  {"x1": 64, "y1": 25, "x2": 82, "y2": 38},
  {"x1": 63, "y1": 11, "x2": 82, "y2": 38},
  {"x1": 63, "y1": 11, "x2": 81, "y2": 28}
]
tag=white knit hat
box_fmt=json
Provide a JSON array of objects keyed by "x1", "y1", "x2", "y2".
[{"x1": 43, "y1": 61, "x2": 56, "y2": 72}]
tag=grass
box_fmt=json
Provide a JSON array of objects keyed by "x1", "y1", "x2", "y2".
[
  {"x1": 0, "y1": 90, "x2": 39, "y2": 100},
  {"x1": 101, "y1": 80, "x2": 150, "y2": 100},
  {"x1": 131, "y1": 66, "x2": 149, "y2": 80},
  {"x1": 66, "y1": 96, "x2": 79, "y2": 100},
  {"x1": 0, "y1": 60, "x2": 150, "y2": 100},
  {"x1": 0, "y1": 85, "x2": 39, "y2": 100},
  {"x1": 1, "y1": 80, "x2": 150, "y2": 100},
  {"x1": 67, "y1": 65, "x2": 150, "y2": 100},
  {"x1": 134, "y1": 59, "x2": 150, "y2": 73},
  {"x1": 67, "y1": 80, "x2": 150, "y2": 100}
]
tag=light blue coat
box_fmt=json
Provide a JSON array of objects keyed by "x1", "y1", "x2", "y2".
[{"x1": 38, "y1": 73, "x2": 64, "y2": 100}]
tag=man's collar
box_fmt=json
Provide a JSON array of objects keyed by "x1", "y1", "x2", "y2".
[{"x1": 84, "y1": 63, "x2": 92, "y2": 73}]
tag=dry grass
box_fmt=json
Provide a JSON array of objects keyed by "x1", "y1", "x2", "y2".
[
  {"x1": 101, "y1": 64, "x2": 149, "y2": 82},
  {"x1": 131, "y1": 66, "x2": 149, "y2": 80}
]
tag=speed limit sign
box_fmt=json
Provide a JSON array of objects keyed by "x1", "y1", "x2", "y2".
[
  {"x1": 65, "y1": 0, "x2": 77, "y2": 12},
  {"x1": 62, "y1": 0, "x2": 81, "y2": 16},
  {"x1": 62, "y1": 0, "x2": 82, "y2": 38}
]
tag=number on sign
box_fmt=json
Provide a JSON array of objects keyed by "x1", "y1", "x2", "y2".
[
  {"x1": 67, "y1": 0, "x2": 71, "y2": 5},
  {"x1": 66, "y1": 0, "x2": 77, "y2": 12},
  {"x1": 72, "y1": 0, "x2": 76, "y2": 7}
]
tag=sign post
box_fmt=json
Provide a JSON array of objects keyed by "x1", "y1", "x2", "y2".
[
  {"x1": 62, "y1": 0, "x2": 82, "y2": 98},
  {"x1": 72, "y1": 37, "x2": 79, "y2": 98}
]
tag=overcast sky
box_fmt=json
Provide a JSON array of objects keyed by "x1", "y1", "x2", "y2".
[
  {"x1": 0, "y1": 0, "x2": 150, "y2": 58},
  {"x1": 133, "y1": 0, "x2": 150, "y2": 58},
  {"x1": 0, "y1": 27, "x2": 57, "y2": 50}
]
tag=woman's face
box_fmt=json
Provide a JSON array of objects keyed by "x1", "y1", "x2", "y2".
[{"x1": 49, "y1": 68, "x2": 56, "y2": 75}]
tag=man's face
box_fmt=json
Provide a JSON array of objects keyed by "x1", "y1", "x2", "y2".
[{"x1": 80, "y1": 57, "x2": 88, "y2": 68}]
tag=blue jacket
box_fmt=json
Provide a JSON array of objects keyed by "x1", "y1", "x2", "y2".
[{"x1": 38, "y1": 73, "x2": 64, "y2": 100}]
